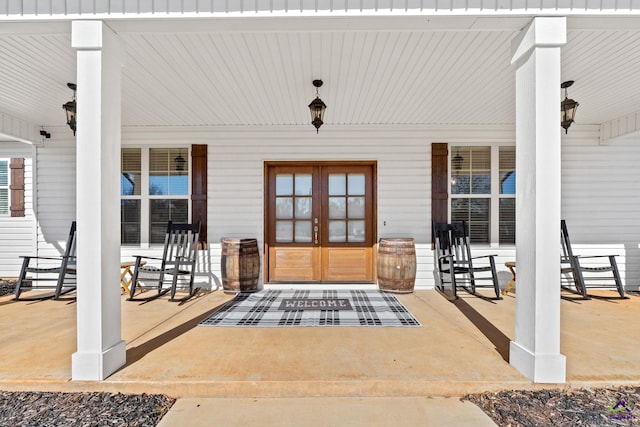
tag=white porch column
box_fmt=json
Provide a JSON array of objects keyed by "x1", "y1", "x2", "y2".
[
  {"x1": 71, "y1": 21, "x2": 126, "y2": 380},
  {"x1": 509, "y1": 17, "x2": 567, "y2": 383}
]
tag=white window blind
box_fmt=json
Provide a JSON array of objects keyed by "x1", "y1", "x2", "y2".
[{"x1": 0, "y1": 160, "x2": 9, "y2": 216}]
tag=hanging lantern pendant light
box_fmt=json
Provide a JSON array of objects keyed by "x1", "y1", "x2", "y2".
[
  {"x1": 561, "y1": 80, "x2": 579, "y2": 134},
  {"x1": 308, "y1": 80, "x2": 327, "y2": 134},
  {"x1": 62, "y1": 83, "x2": 77, "y2": 136}
]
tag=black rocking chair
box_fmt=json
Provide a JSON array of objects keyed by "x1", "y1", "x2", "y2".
[
  {"x1": 560, "y1": 219, "x2": 626, "y2": 299},
  {"x1": 433, "y1": 221, "x2": 501, "y2": 299},
  {"x1": 14, "y1": 221, "x2": 77, "y2": 300},
  {"x1": 128, "y1": 221, "x2": 201, "y2": 302}
]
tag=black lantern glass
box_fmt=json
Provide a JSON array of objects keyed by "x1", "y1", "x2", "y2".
[
  {"x1": 308, "y1": 80, "x2": 327, "y2": 133},
  {"x1": 62, "y1": 83, "x2": 77, "y2": 136},
  {"x1": 561, "y1": 80, "x2": 579, "y2": 134}
]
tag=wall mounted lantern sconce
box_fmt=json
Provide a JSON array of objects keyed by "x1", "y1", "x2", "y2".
[
  {"x1": 62, "y1": 83, "x2": 77, "y2": 136},
  {"x1": 308, "y1": 80, "x2": 327, "y2": 134},
  {"x1": 561, "y1": 80, "x2": 579, "y2": 134}
]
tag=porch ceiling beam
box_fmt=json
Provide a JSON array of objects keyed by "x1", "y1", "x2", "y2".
[{"x1": 599, "y1": 112, "x2": 640, "y2": 145}]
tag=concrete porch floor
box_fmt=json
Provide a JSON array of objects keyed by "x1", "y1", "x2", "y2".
[{"x1": 1, "y1": 288, "x2": 639, "y2": 399}]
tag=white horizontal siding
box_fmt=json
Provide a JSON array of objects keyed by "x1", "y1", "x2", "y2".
[
  {"x1": 0, "y1": 142, "x2": 35, "y2": 277},
  {"x1": 32, "y1": 138, "x2": 77, "y2": 272}
]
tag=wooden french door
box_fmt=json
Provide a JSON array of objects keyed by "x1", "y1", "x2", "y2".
[{"x1": 265, "y1": 162, "x2": 376, "y2": 283}]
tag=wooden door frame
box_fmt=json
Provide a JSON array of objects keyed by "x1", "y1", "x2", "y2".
[{"x1": 263, "y1": 160, "x2": 378, "y2": 284}]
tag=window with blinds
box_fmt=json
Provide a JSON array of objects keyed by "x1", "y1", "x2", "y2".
[
  {"x1": 450, "y1": 145, "x2": 516, "y2": 245},
  {"x1": 499, "y1": 146, "x2": 516, "y2": 244},
  {"x1": 149, "y1": 148, "x2": 189, "y2": 243},
  {"x1": 0, "y1": 160, "x2": 8, "y2": 216},
  {"x1": 120, "y1": 147, "x2": 190, "y2": 245}
]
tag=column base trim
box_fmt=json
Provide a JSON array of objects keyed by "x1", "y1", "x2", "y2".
[
  {"x1": 72, "y1": 340, "x2": 126, "y2": 381},
  {"x1": 510, "y1": 340, "x2": 566, "y2": 383}
]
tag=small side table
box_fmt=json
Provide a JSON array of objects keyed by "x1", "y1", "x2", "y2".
[
  {"x1": 120, "y1": 261, "x2": 146, "y2": 295},
  {"x1": 502, "y1": 261, "x2": 516, "y2": 295}
]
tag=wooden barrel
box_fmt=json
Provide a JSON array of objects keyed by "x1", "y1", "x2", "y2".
[
  {"x1": 377, "y1": 238, "x2": 416, "y2": 293},
  {"x1": 221, "y1": 238, "x2": 260, "y2": 293}
]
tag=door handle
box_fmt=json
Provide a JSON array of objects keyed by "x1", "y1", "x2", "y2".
[{"x1": 314, "y1": 225, "x2": 319, "y2": 245}]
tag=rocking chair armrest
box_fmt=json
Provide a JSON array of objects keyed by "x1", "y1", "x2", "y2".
[
  {"x1": 19, "y1": 255, "x2": 67, "y2": 261},
  {"x1": 132, "y1": 255, "x2": 164, "y2": 261},
  {"x1": 470, "y1": 254, "x2": 498, "y2": 260},
  {"x1": 438, "y1": 254, "x2": 454, "y2": 261},
  {"x1": 573, "y1": 254, "x2": 618, "y2": 259}
]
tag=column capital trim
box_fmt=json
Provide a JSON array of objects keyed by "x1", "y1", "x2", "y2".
[
  {"x1": 511, "y1": 17, "x2": 567, "y2": 66},
  {"x1": 72, "y1": 20, "x2": 109, "y2": 50}
]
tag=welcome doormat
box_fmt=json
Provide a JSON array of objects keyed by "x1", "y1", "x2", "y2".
[{"x1": 199, "y1": 289, "x2": 421, "y2": 327}]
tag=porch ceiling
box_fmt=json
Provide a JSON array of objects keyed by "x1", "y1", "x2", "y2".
[{"x1": 1, "y1": 16, "x2": 640, "y2": 133}]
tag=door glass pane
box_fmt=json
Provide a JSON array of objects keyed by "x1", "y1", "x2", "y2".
[
  {"x1": 295, "y1": 197, "x2": 312, "y2": 219},
  {"x1": 348, "y1": 220, "x2": 365, "y2": 242},
  {"x1": 348, "y1": 174, "x2": 365, "y2": 195},
  {"x1": 348, "y1": 197, "x2": 365, "y2": 219},
  {"x1": 276, "y1": 175, "x2": 293, "y2": 196},
  {"x1": 276, "y1": 221, "x2": 293, "y2": 242},
  {"x1": 329, "y1": 197, "x2": 346, "y2": 219},
  {"x1": 295, "y1": 174, "x2": 312, "y2": 196},
  {"x1": 328, "y1": 174, "x2": 346, "y2": 195},
  {"x1": 276, "y1": 197, "x2": 293, "y2": 219},
  {"x1": 295, "y1": 221, "x2": 312, "y2": 242},
  {"x1": 328, "y1": 221, "x2": 346, "y2": 242}
]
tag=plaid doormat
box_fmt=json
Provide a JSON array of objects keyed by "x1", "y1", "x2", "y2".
[{"x1": 199, "y1": 289, "x2": 421, "y2": 327}]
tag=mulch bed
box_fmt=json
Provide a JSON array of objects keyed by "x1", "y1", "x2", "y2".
[
  {"x1": 0, "y1": 391, "x2": 175, "y2": 427},
  {"x1": 464, "y1": 386, "x2": 640, "y2": 426}
]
